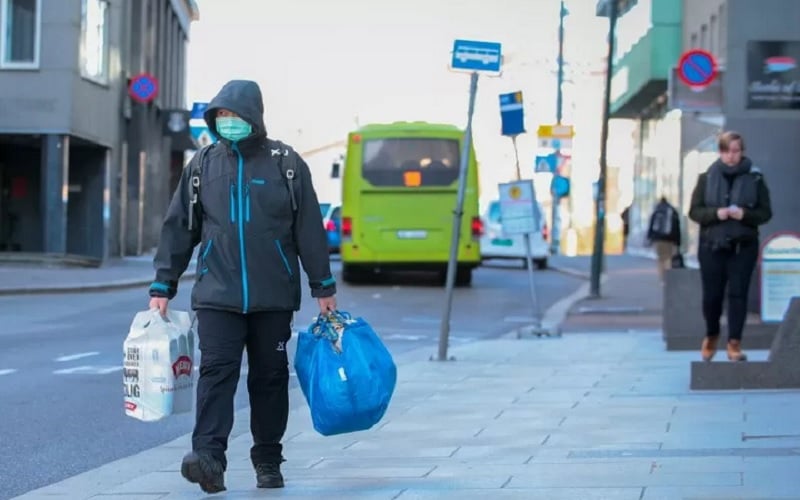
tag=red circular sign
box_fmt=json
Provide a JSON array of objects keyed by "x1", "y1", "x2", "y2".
[
  {"x1": 128, "y1": 73, "x2": 159, "y2": 103},
  {"x1": 677, "y1": 49, "x2": 717, "y2": 88}
]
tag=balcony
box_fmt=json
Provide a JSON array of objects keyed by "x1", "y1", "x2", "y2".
[{"x1": 597, "y1": 0, "x2": 682, "y2": 119}]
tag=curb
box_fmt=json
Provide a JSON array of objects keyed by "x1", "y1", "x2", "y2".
[
  {"x1": 0, "y1": 272, "x2": 197, "y2": 296},
  {"x1": 547, "y1": 264, "x2": 591, "y2": 280}
]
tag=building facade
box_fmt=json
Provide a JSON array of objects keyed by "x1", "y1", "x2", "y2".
[
  {"x1": 599, "y1": 0, "x2": 800, "y2": 311},
  {"x1": 0, "y1": 0, "x2": 198, "y2": 262}
]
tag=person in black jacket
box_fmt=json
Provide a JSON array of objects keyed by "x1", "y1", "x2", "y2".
[
  {"x1": 148, "y1": 80, "x2": 337, "y2": 493},
  {"x1": 688, "y1": 131, "x2": 772, "y2": 362},
  {"x1": 646, "y1": 197, "x2": 681, "y2": 282}
]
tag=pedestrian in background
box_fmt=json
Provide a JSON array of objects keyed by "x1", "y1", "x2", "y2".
[
  {"x1": 689, "y1": 131, "x2": 772, "y2": 362},
  {"x1": 148, "y1": 80, "x2": 337, "y2": 493},
  {"x1": 647, "y1": 196, "x2": 681, "y2": 282}
]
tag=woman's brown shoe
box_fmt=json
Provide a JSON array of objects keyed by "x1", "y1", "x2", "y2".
[
  {"x1": 701, "y1": 336, "x2": 719, "y2": 361},
  {"x1": 727, "y1": 339, "x2": 747, "y2": 362}
]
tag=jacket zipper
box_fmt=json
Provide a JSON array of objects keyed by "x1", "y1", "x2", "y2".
[{"x1": 233, "y1": 144, "x2": 249, "y2": 313}]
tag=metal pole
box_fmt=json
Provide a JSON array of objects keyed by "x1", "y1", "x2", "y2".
[
  {"x1": 437, "y1": 71, "x2": 479, "y2": 362},
  {"x1": 550, "y1": 0, "x2": 566, "y2": 255},
  {"x1": 512, "y1": 135, "x2": 544, "y2": 329},
  {"x1": 590, "y1": 0, "x2": 619, "y2": 297},
  {"x1": 120, "y1": 141, "x2": 128, "y2": 256},
  {"x1": 136, "y1": 151, "x2": 146, "y2": 256}
]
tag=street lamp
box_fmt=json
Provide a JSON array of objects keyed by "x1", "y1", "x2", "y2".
[{"x1": 590, "y1": 0, "x2": 619, "y2": 298}]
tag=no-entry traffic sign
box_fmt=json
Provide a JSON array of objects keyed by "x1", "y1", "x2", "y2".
[
  {"x1": 677, "y1": 49, "x2": 717, "y2": 88},
  {"x1": 128, "y1": 73, "x2": 159, "y2": 103}
]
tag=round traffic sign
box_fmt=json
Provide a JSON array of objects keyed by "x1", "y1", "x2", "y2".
[
  {"x1": 677, "y1": 49, "x2": 717, "y2": 88},
  {"x1": 128, "y1": 73, "x2": 159, "y2": 103}
]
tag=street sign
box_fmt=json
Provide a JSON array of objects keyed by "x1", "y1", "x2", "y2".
[
  {"x1": 498, "y1": 180, "x2": 539, "y2": 235},
  {"x1": 760, "y1": 232, "x2": 800, "y2": 323},
  {"x1": 128, "y1": 73, "x2": 159, "y2": 104},
  {"x1": 677, "y1": 49, "x2": 717, "y2": 88},
  {"x1": 537, "y1": 124, "x2": 574, "y2": 149},
  {"x1": 535, "y1": 154, "x2": 558, "y2": 173},
  {"x1": 190, "y1": 102, "x2": 209, "y2": 119},
  {"x1": 451, "y1": 39, "x2": 502, "y2": 73},
  {"x1": 551, "y1": 175, "x2": 570, "y2": 198},
  {"x1": 500, "y1": 91, "x2": 525, "y2": 136},
  {"x1": 189, "y1": 101, "x2": 217, "y2": 148},
  {"x1": 499, "y1": 91, "x2": 525, "y2": 136}
]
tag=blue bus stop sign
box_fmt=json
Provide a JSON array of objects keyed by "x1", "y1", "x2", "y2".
[
  {"x1": 499, "y1": 91, "x2": 525, "y2": 136},
  {"x1": 129, "y1": 73, "x2": 159, "y2": 103},
  {"x1": 451, "y1": 39, "x2": 502, "y2": 72}
]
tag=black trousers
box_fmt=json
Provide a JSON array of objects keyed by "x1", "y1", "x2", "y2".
[
  {"x1": 193, "y1": 309, "x2": 293, "y2": 469},
  {"x1": 698, "y1": 240, "x2": 759, "y2": 341}
]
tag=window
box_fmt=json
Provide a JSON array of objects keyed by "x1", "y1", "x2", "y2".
[
  {"x1": 700, "y1": 24, "x2": 708, "y2": 50},
  {"x1": 709, "y1": 15, "x2": 717, "y2": 55},
  {"x1": 0, "y1": 0, "x2": 41, "y2": 68},
  {"x1": 81, "y1": 0, "x2": 109, "y2": 82},
  {"x1": 361, "y1": 138, "x2": 461, "y2": 187}
]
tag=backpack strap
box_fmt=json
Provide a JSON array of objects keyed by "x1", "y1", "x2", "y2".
[
  {"x1": 270, "y1": 140, "x2": 299, "y2": 213},
  {"x1": 187, "y1": 143, "x2": 214, "y2": 231}
]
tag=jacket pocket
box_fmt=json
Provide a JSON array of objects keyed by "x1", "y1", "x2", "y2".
[
  {"x1": 275, "y1": 240, "x2": 293, "y2": 277},
  {"x1": 199, "y1": 239, "x2": 213, "y2": 278}
]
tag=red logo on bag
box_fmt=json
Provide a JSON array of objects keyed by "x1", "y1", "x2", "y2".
[
  {"x1": 125, "y1": 401, "x2": 137, "y2": 411},
  {"x1": 172, "y1": 355, "x2": 193, "y2": 377}
]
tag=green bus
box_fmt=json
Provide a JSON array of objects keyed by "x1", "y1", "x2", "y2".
[{"x1": 339, "y1": 121, "x2": 482, "y2": 286}]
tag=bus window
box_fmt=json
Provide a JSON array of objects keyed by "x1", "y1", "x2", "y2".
[{"x1": 361, "y1": 138, "x2": 460, "y2": 187}]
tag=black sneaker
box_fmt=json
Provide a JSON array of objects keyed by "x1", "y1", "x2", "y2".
[
  {"x1": 255, "y1": 462, "x2": 285, "y2": 488},
  {"x1": 181, "y1": 451, "x2": 226, "y2": 494}
]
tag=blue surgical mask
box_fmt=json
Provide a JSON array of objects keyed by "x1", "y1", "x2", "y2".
[{"x1": 216, "y1": 116, "x2": 252, "y2": 142}]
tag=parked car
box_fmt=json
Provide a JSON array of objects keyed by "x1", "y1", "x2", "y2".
[
  {"x1": 479, "y1": 199, "x2": 549, "y2": 269},
  {"x1": 320, "y1": 203, "x2": 341, "y2": 254}
]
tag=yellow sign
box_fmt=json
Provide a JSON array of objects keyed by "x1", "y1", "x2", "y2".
[{"x1": 537, "y1": 124, "x2": 574, "y2": 138}]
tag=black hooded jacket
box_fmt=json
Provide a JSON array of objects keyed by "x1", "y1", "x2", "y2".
[{"x1": 149, "y1": 80, "x2": 336, "y2": 313}]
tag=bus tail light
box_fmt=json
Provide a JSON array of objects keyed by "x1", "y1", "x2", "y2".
[
  {"x1": 471, "y1": 217, "x2": 484, "y2": 238},
  {"x1": 342, "y1": 217, "x2": 353, "y2": 238}
]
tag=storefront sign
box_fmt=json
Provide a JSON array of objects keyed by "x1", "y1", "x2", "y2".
[
  {"x1": 760, "y1": 233, "x2": 800, "y2": 323},
  {"x1": 747, "y1": 41, "x2": 800, "y2": 109}
]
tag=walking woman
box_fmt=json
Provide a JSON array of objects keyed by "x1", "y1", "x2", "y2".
[{"x1": 688, "y1": 131, "x2": 772, "y2": 362}]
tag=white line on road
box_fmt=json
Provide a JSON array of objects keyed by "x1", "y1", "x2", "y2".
[
  {"x1": 55, "y1": 352, "x2": 100, "y2": 362},
  {"x1": 0, "y1": 369, "x2": 16, "y2": 376},
  {"x1": 53, "y1": 365, "x2": 122, "y2": 375}
]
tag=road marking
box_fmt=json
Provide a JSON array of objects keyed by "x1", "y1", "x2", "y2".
[
  {"x1": 53, "y1": 365, "x2": 122, "y2": 375},
  {"x1": 0, "y1": 369, "x2": 16, "y2": 376},
  {"x1": 401, "y1": 316, "x2": 439, "y2": 324},
  {"x1": 384, "y1": 334, "x2": 427, "y2": 341},
  {"x1": 55, "y1": 352, "x2": 100, "y2": 362},
  {"x1": 504, "y1": 316, "x2": 536, "y2": 323}
]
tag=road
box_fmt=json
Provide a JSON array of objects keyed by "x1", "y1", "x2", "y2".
[{"x1": 0, "y1": 260, "x2": 583, "y2": 499}]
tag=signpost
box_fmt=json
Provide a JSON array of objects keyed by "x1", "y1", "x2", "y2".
[
  {"x1": 535, "y1": 153, "x2": 558, "y2": 173},
  {"x1": 496, "y1": 92, "x2": 552, "y2": 338},
  {"x1": 437, "y1": 39, "x2": 502, "y2": 362},
  {"x1": 189, "y1": 102, "x2": 217, "y2": 148},
  {"x1": 760, "y1": 232, "x2": 800, "y2": 323},
  {"x1": 676, "y1": 49, "x2": 718, "y2": 89},
  {"x1": 537, "y1": 124, "x2": 574, "y2": 255},
  {"x1": 128, "y1": 73, "x2": 159, "y2": 104}
]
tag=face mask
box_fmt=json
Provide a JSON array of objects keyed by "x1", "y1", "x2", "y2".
[{"x1": 216, "y1": 116, "x2": 252, "y2": 142}]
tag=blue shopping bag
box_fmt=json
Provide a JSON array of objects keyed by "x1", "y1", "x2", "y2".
[{"x1": 294, "y1": 311, "x2": 397, "y2": 436}]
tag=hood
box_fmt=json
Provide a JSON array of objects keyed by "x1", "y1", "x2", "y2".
[{"x1": 204, "y1": 80, "x2": 267, "y2": 142}]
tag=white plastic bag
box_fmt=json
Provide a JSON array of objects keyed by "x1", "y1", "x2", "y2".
[{"x1": 123, "y1": 308, "x2": 196, "y2": 422}]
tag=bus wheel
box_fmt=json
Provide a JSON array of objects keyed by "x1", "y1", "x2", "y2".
[
  {"x1": 455, "y1": 267, "x2": 472, "y2": 287},
  {"x1": 342, "y1": 264, "x2": 365, "y2": 284}
]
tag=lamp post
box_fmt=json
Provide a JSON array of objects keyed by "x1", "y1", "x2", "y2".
[{"x1": 590, "y1": 0, "x2": 619, "y2": 298}]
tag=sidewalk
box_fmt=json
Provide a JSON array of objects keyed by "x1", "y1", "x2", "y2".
[
  {"x1": 0, "y1": 252, "x2": 196, "y2": 295},
  {"x1": 557, "y1": 254, "x2": 664, "y2": 334},
  {"x1": 15, "y1": 330, "x2": 799, "y2": 498}
]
